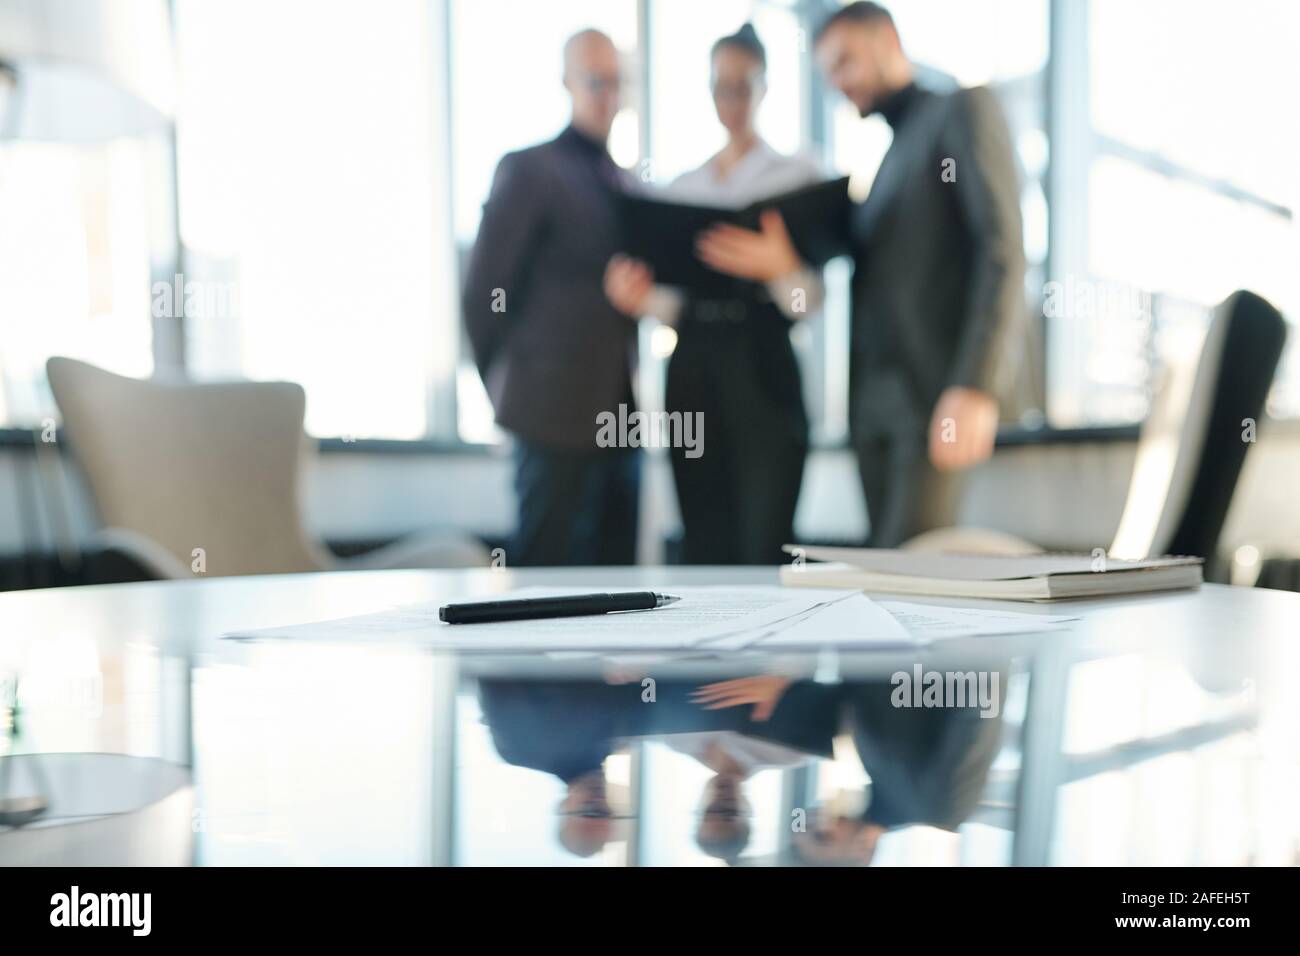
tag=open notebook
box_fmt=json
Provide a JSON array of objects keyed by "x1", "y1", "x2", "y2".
[{"x1": 779, "y1": 546, "x2": 1203, "y2": 601}]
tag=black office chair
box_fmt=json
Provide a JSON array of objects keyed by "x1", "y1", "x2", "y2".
[
  {"x1": 1111, "y1": 289, "x2": 1287, "y2": 562},
  {"x1": 913, "y1": 289, "x2": 1287, "y2": 566},
  {"x1": 979, "y1": 291, "x2": 1287, "y2": 865}
]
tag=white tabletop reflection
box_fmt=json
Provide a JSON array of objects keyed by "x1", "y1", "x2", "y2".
[{"x1": 2, "y1": 568, "x2": 1298, "y2": 866}]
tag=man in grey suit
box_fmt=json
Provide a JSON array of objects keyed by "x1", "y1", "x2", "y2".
[
  {"x1": 463, "y1": 30, "x2": 639, "y2": 566},
  {"x1": 815, "y1": 2, "x2": 1026, "y2": 546}
]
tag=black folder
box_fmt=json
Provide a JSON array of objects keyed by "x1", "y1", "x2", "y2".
[{"x1": 619, "y1": 176, "x2": 852, "y2": 295}]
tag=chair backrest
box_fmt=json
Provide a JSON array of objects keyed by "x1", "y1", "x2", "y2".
[
  {"x1": 46, "y1": 357, "x2": 331, "y2": 576},
  {"x1": 1110, "y1": 290, "x2": 1286, "y2": 560}
]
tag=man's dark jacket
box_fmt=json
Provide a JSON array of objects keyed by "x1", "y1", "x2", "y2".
[
  {"x1": 848, "y1": 83, "x2": 1025, "y2": 441},
  {"x1": 462, "y1": 127, "x2": 635, "y2": 450}
]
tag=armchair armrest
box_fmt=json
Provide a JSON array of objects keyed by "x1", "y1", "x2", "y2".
[
  {"x1": 88, "y1": 527, "x2": 193, "y2": 580},
  {"x1": 339, "y1": 529, "x2": 490, "y2": 571}
]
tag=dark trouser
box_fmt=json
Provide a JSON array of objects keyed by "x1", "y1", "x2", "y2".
[
  {"x1": 666, "y1": 310, "x2": 807, "y2": 565},
  {"x1": 853, "y1": 433, "x2": 962, "y2": 548},
  {"x1": 510, "y1": 440, "x2": 640, "y2": 567},
  {"x1": 840, "y1": 679, "x2": 1005, "y2": 831}
]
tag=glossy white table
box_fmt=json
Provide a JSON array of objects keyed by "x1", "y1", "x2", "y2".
[{"x1": 2, "y1": 569, "x2": 1297, "y2": 866}]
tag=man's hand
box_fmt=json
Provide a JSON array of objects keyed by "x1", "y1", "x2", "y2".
[
  {"x1": 603, "y1": 254, "x2": 654, "y2": 317},
  {"x1": 928, "y1": 386, "x2": 999, "y2": 471},
  {"x1": 691, "y1": 676, "x2": 793, "y2": 722},
  {"x1": 694, "y1": 210, "x2": 800, "y2": 283}
]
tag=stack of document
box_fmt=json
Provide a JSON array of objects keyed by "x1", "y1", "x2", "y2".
[
  {"x1": 223, "y1": 586, "x2": 1072, "y2": 652},
  {"x1": 781, "y1": 546, "x2": 1203, "y2": 600}
]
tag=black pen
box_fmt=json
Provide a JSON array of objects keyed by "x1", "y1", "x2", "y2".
[{"x1": 438, "y1": 591, "x2": 681, "y2": 625}]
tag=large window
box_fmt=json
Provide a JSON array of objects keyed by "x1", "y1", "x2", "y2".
[
  {"x1": 6, "y1": 0, "x2": 1297, "y2": 440},
  {"x1": 0, "y1": 138, "x2": 168, "y2": 425},
  {"x1": 174, "y1": 0, "x2": 453, "y2": 440},
  {"x1": 1048, "y1": 0, "x2": 1300, "y2": 425}
]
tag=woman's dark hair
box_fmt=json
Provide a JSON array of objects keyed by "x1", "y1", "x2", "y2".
[{"x1": 711, "y1": 22, "x2": 766, "y2": 71}]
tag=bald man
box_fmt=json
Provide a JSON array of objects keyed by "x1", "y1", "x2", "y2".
[{"x1": 463, "y1": 31, "x2": 640, "y2": 566}]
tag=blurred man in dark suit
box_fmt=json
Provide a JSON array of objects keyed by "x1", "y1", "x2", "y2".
[
  {"x1": 815, "y1": 3, "x2": 1026, "y2": 546},
  {"x1": 463, "y1": 30, "x2": 639, "y2": 566}
]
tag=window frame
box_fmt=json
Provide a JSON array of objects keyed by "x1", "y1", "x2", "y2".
[{"x1": 138, "y1": 0, "x2": 1295, "y2": 452}]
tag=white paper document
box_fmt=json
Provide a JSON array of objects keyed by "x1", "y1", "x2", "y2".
[
  {"x1": 705, "y1": 592, "x2": 917, "y2": 650},
  {"x1": 542, "y1": 593, "x2": 921, "y2": 659},
  {"x1": 222, "y1": 587, "x2": 1075, "y2": 652},
  {"x1": 224, "y1": 587, "x2": 877, "y2": 651},
  {"x1": 879, "y1": 601, "x2": 1077, "y2": 640}
]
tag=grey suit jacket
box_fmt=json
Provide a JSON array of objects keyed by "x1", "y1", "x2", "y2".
[
  {"x1": 848, "y1": 85, "x2": 1026, "y2": 442},
  {"x1": 462, "y1": 130, "x2": 636, "y2": 449}
]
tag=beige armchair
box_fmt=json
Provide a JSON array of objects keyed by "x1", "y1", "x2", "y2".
[{"x1": 46, "y1": 357, "x2": 488, "y2": 578}]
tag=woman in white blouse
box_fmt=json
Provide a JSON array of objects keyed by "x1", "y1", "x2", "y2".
[{"x1": 605, "y1": 23, "x2": 825, "y2": 564}]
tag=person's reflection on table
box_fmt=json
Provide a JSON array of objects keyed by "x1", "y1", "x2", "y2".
[
  {"x1": 556, "y1": 769, "x2": 617, "y2": 858},
  {"x1": 669, "y1": 677, "x2": 837, "y2": 863},
  {"x1": 476, "y1": 675, "x2": 840, "y2": 862},
  {"x1": 697, "y1": 673, "x2": 1006, "y2": 865},
  {"x1": 605, "y1": 673, "x2": 843, "y2": 863},
  {"x1": 664, "y1": 729, "x2": 810, "y2": 863},
  {"x1": 476, "y1": 679, "x2": 637, "y2": 858}
]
